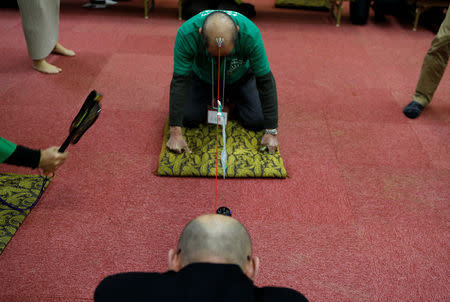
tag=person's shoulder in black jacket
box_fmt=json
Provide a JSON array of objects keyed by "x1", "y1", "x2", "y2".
[
  {"x1": 257, "y1": 286, "x2": 308, "y2": 301},
  {"x1": 94, "y1": 214, "x2": 308, "y2": 302}
]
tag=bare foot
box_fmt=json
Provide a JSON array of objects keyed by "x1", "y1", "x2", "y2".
[
  {"x1": 52, "y1": 42, "x2": 76, "y2": 56},
  {"x1": 32, "y1": 59, "x2": 62, "y2": 74}
]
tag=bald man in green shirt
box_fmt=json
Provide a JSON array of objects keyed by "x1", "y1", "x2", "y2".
[{"x1": 167, "y1": 10, "x2": 279, "y2": 154}]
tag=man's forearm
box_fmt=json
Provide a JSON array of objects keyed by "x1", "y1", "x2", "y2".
[
  {"x1": 169, "y1": 73, "x2": 191, "y2": 127},
  {"x1": 255, "y1": 71, "x2": 278, "y2": 129},
  {"x1": 4, "y1": 145, "x2": 41, "y2": 169},
  {"x1": 169, "y1": 126, "x2": 182, "y2": 136}
]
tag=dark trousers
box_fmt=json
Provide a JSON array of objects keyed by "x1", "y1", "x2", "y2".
[
  {"x1": 183, "y1": 72, "x2": 264, "y2": 131},
  {"x1": 181, "y1": 0, "x2": 255, "y2": 20}
]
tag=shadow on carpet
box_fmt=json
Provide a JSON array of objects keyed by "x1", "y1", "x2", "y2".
[
  {"x1": 158, "y1": 120, "x2": 287, "y2": 178},
  {"x1": 275, "y1": 0, "x2": 330, "y2": 11},
  {"x1": 0, "y1": 173, "x2": 50, "y2": 255}
]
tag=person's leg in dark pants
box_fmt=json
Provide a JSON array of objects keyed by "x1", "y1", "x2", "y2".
[
  {"x1": 183, "y1": 73, "x2": 211, "y2": 127},
  {"x1": 184, "y1": 72, "x2": 264, "y2": 130},
  {"x1": 227, "y1": 74, "x2": 264, "y2": 131}
]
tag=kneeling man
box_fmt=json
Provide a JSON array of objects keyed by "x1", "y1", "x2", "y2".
[{"x1": 167, "y1": 10, "x2": 279, "y2": 154}]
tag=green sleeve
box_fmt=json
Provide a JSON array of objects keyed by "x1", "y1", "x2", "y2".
[
  {"x1": 173, "y1": 28, "x2": 195, "y2": 76},
  {"x1": 0, "y1": 137, "x2": 17, "y2": 163},
  {"x1": 247, "y1": 28, "x2": 271, "y2": 77}
]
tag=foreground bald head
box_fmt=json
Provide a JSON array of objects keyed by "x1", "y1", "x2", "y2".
[
  {"x1": 168, "y1": 214, "x2": 260, "y2": 280},
  {"x1": 199, "y1": 11, "x2": 239, "y2": 57}
]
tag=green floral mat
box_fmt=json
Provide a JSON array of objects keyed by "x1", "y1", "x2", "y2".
[
  {"x1": 0, "y1": 173, "x2": 50, "y2": 255},
  {"x1": 158, "y1": 121, "x2": 287, "y2": 178}
]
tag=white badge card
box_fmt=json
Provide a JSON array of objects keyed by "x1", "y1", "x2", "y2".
[{"x1": 207, "y1": 109, "x2": 228, "y2": 125}]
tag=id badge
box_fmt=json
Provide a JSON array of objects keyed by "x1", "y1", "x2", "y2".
[{"x1": 207, "y1": 108, "x2": 228, "y2": 125}]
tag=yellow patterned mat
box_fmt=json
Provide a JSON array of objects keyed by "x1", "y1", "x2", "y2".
[
  {"x1": 0, "y1": 173, "x2": 50, "y2": 255},
  {"x1": 158, "y1": 121, "x2": 287, "y2": 178}
]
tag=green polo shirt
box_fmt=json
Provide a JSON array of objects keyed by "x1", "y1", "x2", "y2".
[
  {"x1": 0, "y1": 137, "x2": 17, "y2": 163},
  {"x1": 173, "y1": 10, "x2": 271, "y2": 84},
  {"x1": 170, "y1": 10, "x2": 278, "y2": 129}
]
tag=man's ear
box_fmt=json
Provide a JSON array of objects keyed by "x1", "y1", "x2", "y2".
[
  {"x1": 199, "y1": 28, "x2": 202, "y2": 35},
  {"x1": 243, "y1": 255, "x2": 260, "y2": 281},
  {"x1": 168, "y1": 249, "x2": 182, "y2": 272},
  {"x1": 237, "y1": 25, "x2": 240, "y2": 32}
]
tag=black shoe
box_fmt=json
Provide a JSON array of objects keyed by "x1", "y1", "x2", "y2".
[
  {"x1": 216, "y1": 206, "x2": 232, "y2": 217},
  {"x1": 82, "y1": 0, "x2": 117, "y2": 8},
  {"x1": 403, "y1": 101, "x2": 424, "y2": 119}
]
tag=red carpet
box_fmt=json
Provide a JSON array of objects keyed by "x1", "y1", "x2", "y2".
[{"x1": 0, "y1": 1, "x2": 449, "y2": 301}]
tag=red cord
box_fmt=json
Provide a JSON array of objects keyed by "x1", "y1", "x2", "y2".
[
  {"x1": 214, "y1": 46, "x2": 221, "y2": 213},
  {"x1": 215, "y1": 113, "x2": 219, "y2": 212},
  {"x1": 217, "y1": 48, "x2": 221, "y2": 110}
]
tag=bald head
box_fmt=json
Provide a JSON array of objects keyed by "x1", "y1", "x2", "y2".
[
  {"x1": 177, "y1": 214, "x2": 252, "y2": 269},
  {"x1": 200, "y1": 11, "x2": 238, "y2": 57}
]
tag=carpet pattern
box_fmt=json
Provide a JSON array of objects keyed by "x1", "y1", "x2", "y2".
[
  {"x1": 1, "y1": 0, "x2": 449, "y2": 301},
  {"x1": 0, "y1": 173, "x2": 50, "y2": 255},
  {"x1": 158, "y1": 121, "x2": 287, "y2": 178}
]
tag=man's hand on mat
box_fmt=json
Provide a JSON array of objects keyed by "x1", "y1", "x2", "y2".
[
  {"x1": 260, "y1": 134, "x2": 278, "y2": 154},
  {"x1": 167, "y1": 126, "x2": 191, "y2": 154},
  {"x1": 39, "y1": 147, "x2": 69, "y2": 173}
]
